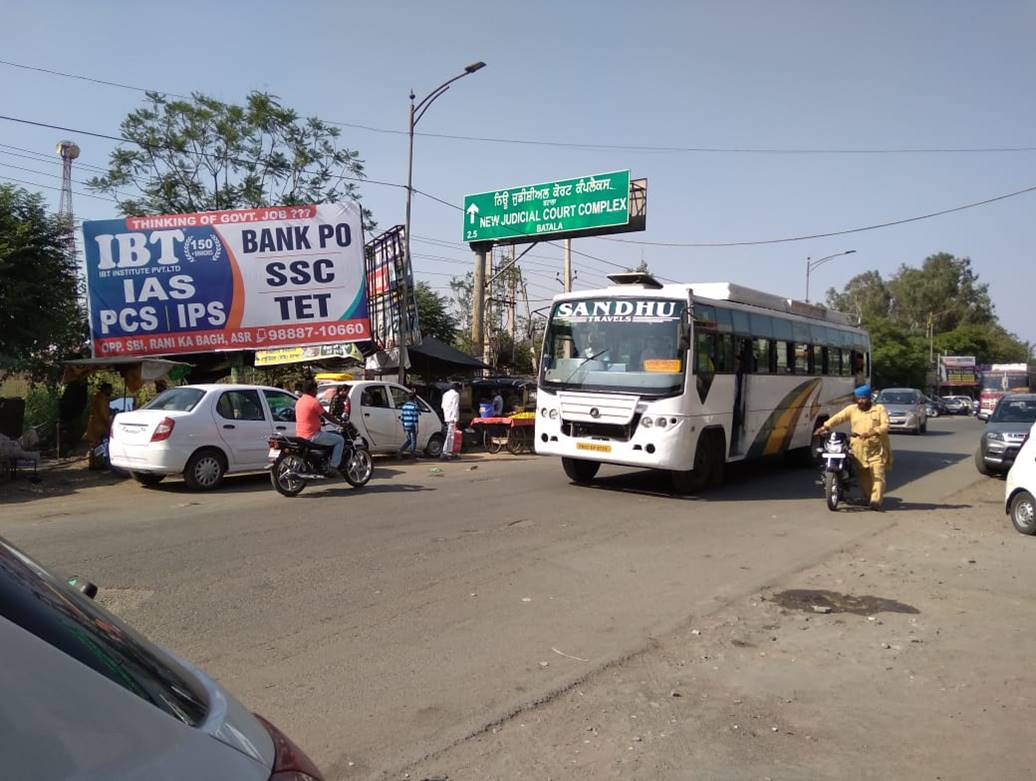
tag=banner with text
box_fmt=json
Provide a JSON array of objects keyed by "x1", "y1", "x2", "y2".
[
  {"x1": 83, "y1": 203, "x2": 369, "y2": 357},
  {"x1": 940, "y1": 355, "x2": 977, "y2": 386}
]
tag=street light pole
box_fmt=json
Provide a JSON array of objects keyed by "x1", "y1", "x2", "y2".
[
  {"x1": 401, "y1": 61, "x2": 486, "y2": 384},
  {"x1": 805, "y1": 249, "x2": 857, "y2": 303}
]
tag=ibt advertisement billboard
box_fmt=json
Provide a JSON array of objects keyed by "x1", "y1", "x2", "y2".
[{"x1": 82, "y1": 202, "x2": 369, "y2": 357}]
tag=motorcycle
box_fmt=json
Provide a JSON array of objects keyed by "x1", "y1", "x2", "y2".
[
  {"x1": 267, "y1": 423, "x2": 373, "y2": 497},
  {"x1": 817, "y1": 431, "x2": 857, "y2": 511}
]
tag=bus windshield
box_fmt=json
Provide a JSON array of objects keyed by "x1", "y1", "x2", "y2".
[{"x1": 540, "y1": 298, "x2": 686, "y2": 395}]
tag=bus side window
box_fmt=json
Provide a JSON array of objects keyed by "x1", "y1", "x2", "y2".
[
  {"x1": 813, "y1": 345, "x2": 824, "y2": 376},
  {"x1": 776, "y1": 341, "x2": 792, "y2": 374},
  {"x1": 793, "y1": 343, "x2": 810, "y2": 375},
  {"x1": 716, "y1": 333, "x2": 735, "y2": 372},
  {"x1": 695, "y1": 330, "x2": 718, "y2": 401},
  {"x1": 752, "y1": 338, "x2": 771, "y2": 374}
]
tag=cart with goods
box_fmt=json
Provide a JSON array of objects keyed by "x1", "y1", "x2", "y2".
[{"x1": 470, "y1": 412, "x2": 536, "y2": 455}]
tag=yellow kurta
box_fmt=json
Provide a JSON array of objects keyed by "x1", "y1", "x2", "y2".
[
  {"x1": 823, "y1": 402, "x2": 893, "y2": 506},
  {"x1": 824, "y1": 403, "x2": 892, "y2": 466}
]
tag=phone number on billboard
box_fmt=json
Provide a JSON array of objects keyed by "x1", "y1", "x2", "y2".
[{"x1": 254, "y1": 323, "x2": 366, "y2": 343}]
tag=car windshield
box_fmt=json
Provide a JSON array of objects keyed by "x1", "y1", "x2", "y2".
[
  {"x1": 541, "y1": 298, "x2": 686, "y2": 395},
  {"x1": 143, "y1": 387, "x2": 205, "y2": 412},
  {"x1": 877, "y1": 391, "x2": 917, "y2": 405},
  {"x1": 0, "y1": 537, "x2": 208, "y2": 726},
  {"x1": 991, "y1": 398, "x2": 1036, "y2": 423}
]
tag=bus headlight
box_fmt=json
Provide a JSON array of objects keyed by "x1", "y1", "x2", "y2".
[
  {"x1": 656, "y1": 417, "x2": 668, "y2": 428},
  {"x1": 641, "y1": 416, "x2": 653, "y2": 428},
  {"x1": 548, "y1": 409, "x2": 559, "y2": 420}
]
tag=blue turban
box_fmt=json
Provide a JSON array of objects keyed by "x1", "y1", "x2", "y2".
[{"x1": 854, "y1": 384, "x2": 871, "y2": 398}]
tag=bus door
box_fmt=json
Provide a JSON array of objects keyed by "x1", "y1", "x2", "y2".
[{"x1": 731, "y1": 336, "x2": 752, "y2": 456}]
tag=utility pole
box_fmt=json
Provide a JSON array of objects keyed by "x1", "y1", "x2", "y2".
[{"x1": 563, "y1": 239, "x2": 572, "y2": 292}]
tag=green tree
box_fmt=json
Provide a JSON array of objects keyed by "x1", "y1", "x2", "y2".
[
  {"x1": 414, "y1": 281, "x2": 459, "y2": 344},
  {"x1": 868, "y1": 317, "x2": 929, "y2": 389},
  {"x1": 934, "y1": 323, "x2": 1030, "y2": 363},
  {"x1": 88, "y1": 91, "x2": 373, "y2": 228},
  {"x1": 0, "y1": 185, "x2": 87, "y2": 381},
  {"x1": 825, "y1": 270, "x2": 891, "y2": 322},
  {"x1": 887, "y1": 253, "x2": 994, "y2": 332}
]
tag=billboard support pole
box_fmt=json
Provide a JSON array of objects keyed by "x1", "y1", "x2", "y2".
[
  {"x1": 472, "y1": 246, "x2": 486, "y2": 374},
  {"x1": 563, "y1": 239, "x2": 572, "y2": 292}
]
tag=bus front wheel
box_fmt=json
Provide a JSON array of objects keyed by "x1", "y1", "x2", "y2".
[
  {"x1": 672, "y1": 431, "x2": 724, "y2": 494},
  {"x1": 562, "y1": 457, "x2": 600, "y2": 485}
]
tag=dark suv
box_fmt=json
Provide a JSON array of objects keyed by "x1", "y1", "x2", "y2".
[{"x1": 976, "y1": 393, "x2": 1036, "y2": 475}]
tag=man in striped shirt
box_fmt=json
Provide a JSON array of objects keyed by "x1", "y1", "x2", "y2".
[{"x1": 398, "y1": 390, "x2": 421, "y2": 459}]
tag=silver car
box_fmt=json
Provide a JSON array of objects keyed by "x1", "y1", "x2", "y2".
[
  {"x1": 0, "y1": 536, "x2": 324, "y2": 780},
  {"x1": 876, "y1": 388, "x2": 927, "y2": 435}
]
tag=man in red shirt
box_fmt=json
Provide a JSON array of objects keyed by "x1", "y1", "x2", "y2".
[{"x1": 295, "y1": 379, "x2": 345, "y2": 472}]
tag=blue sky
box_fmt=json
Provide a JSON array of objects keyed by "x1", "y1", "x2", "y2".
[{"x1": 2, "y1": 1, "x2": 1033, "y2": 342}]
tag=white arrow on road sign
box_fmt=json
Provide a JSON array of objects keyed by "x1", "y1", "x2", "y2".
[{"x1": 466, "y1": 203, "x2": 479, "y2": 224}]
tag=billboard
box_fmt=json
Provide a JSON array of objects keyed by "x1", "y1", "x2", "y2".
[
  {"x1": 82, "y1": 203, "x2": 369, "y2": 357},
  {"x1": 939, "y1": 355, "x2": 977, "y2": 386}
]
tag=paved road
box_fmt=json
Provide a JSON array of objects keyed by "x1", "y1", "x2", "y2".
[{"x1": 2, "y1": 415, "x2": 985, "y2": 779}]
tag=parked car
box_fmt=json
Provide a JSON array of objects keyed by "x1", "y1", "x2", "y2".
[
  {"x1": 923, "y1": 395, "x2": 948, "y2": 418},
  {"x1": 1005, "y1": 422, "x2": 1036, "y2": 534},
  {"x1": 109, "y1": 384, "x2": 302, "y2": 490},
  {"x1": 941, "y1": 395, "x2": 973, "y2": 415},
  {"x1": 875, "y1": 388, "x2": 927, "y2": 434},
  {"x1": 976, "y1": 393, "x2": 1036, "y2": 476},
  {"x1": 316, "y1": 380, "x2": 445, "y2": 457},
  {"x1": 0, "y1": 535, "x2": 324, "y2": 780}
]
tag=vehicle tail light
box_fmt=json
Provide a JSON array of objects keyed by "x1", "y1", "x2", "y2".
[
  {"x1": 343, "y1": 397, "x2": 351, "y2": 419},
  {"x1": 254, "y1": 713, "x2": 324, "y2": 781},
  {"x1": 268, "y1": 437, "x2": 281, "y2": 449},
  {"x1": 150, "y1": 417, "x2": 175, "y2": 442}
]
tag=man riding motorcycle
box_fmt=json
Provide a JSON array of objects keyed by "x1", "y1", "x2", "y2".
[
  {"x1": 295, "y1": 378, "x2": 348, "y2": 474},
  {"x1": 814, "y1": 384, "x2": 893, "y2": 511}
]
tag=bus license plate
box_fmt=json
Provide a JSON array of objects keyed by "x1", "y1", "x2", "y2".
[{"x1": 577, "y1": 442, "x2": 611, "y2": 453}]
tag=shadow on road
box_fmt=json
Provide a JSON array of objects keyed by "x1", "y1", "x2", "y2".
[
  {"x1": 297, "y1": 483, "x2": 434, "y2": 498},
  {"x1": 583, "y1": 447, "x2": 972, "y2": 504}
]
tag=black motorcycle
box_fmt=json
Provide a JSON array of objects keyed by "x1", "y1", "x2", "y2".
[
  {"x1": 267, "y1": 424, "x2": 373, "y2": 497},
  {"x1": 817, "y1": 431, "x2": 857, "y2": 511}
]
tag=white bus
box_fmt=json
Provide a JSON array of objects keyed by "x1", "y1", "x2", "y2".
[{"x1": 535, "y1": 273, "x2": 870, "y2": 491}]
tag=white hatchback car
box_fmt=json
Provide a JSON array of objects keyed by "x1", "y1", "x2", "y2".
[
  {"x1": 1005, "y1": 422, "x2": 1036, "y2": 534},
  {"x1": 316, "y1": 380, "x2": 445, "y2": 457},
  {"x1": 109, "y1": 384, "x2": 301, "y2": 490}
]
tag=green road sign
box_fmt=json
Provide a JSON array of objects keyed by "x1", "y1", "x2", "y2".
[{"x1": 463, "y1": 170, "x2": 631, "y2": 243}]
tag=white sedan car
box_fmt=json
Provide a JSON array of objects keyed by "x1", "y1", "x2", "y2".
[
  {"x1": 109, "y1": 384, "x2": 301, "y2": 490},
  {"x1": 1005, "y1": 422, "x2": 1036, "y2": 534},
  {"x1": 317, "y1": 380, "x2": 445, "y2": 457}
]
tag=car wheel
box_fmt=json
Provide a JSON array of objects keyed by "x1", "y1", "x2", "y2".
[
  {"x1": 131, "y1": 472, "x2": 165, "y2": 487},
  {"x1": 425, "y1": 433, "x2": 444, "y2": 458},
  {"x1": 184, "y1": 449, "x2": 226, "y2": 490},
  {"x1": 974, "y1": 446, "x2": 993, "y2": 476},
  {"x1": 1010, "y1": 491, "x2": 1036, "y2": 535},
  {"x1": 562, "y1": 457, "x2": 600, "y2": 485}
]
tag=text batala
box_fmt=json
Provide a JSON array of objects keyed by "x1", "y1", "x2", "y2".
[
  {"x1": 554, "y1": 299, "x2": 681, "y2": 323},
  {"x1": 82, "y1": 203, "x2": 369, "y2": 357}
]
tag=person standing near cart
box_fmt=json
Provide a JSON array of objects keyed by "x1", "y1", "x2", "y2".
[
  {"x1": 441, "y1": 382, "x2": 461, "y2": 460},
  {"x1": 397, "y1": 391, "x2": 420, "y2": 459}
]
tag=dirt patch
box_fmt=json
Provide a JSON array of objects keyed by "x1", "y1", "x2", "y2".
[{"x1": 770, "y1": 588, "x2": 919, "y2": 616}]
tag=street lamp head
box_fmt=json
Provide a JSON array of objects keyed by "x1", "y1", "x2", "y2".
[{"x1": 465, "y1": 61, "x2": 487, "y2": 73}]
